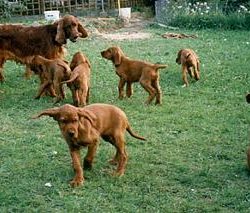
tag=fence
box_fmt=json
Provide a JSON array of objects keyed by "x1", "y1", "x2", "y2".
[{"x1": 1, "y1": 0, "x2": 146, "y2": 16}]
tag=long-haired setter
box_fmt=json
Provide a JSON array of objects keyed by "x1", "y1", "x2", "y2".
[{"x1": 0, "y1": 15, "x2": 88, "y2": 82}]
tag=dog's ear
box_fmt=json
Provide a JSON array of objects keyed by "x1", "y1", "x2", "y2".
[
  {"x1": 176, "y1": 50, "x2": 182, "y2": 64},
  {"x1": 70, "y1": 56, "x2": 78, "y2": 70},
  {"x1": 57, "y1": 61, "x2": 71, "y2": 75},
  {"x1": 82, "y1": 54, "x2": 91, "y2": 68},
  {"x1": 32, "y1": 107, "x2": 60, "y2": 120},
  {"x1": 78, "y1": 109, "x2": 97, "y2": 127},
  {"x1": 113, "y1": 47, "x2": 122, "y2": 66},
  {"x1": 86, "y1": 57, "x2": 91, "y2": 68},
  {"x1": 77, "y1": 21, "x2": 88, "y2": 38},
  {"x1": 55, "y1": 19, "x2": 66, "y2": 44}
]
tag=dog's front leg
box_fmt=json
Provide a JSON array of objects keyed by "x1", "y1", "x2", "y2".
[
  {"x1": 84, "y1": 142, "x2": 98, "y2": 169},
  {"x1": 69, "y1": 147, "x2": 84, "y2": 187},
  {"x1": 35, "y1": 81, "x2": 50, "y2": 99},
  {"x1": 140, "y1": 79, "x2": 156, "y2": 105},
  {"x1": 126, "y1": 82, "x2": 133, "y2": 98},
  {"x1": 118, "y1": 78, "x2": 126, "y2": 99}
]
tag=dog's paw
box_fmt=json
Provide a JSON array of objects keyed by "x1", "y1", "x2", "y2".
[
  {"x1": 70, "y1": 178, "x2": 84, "y2": 187},
  {"x1": 118, "y1": 95, "x2": 124, "y2": 100},
  {"x1": 112, "y1": 170, "x2": 125, "y2": 177},
  {"x1": 181, "y1": 84, "x2": 187, "y2": 88}
]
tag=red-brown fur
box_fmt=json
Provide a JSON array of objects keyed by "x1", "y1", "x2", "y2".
[
  {"x1": 61, "y1": 52, "x2": 91, "y2": 107},
  {"x1": 0, "y1": 15, "x2": 88, "y2": 82},
  {"x1": 30, "y1": 55, "x2": 71, "y2": 102},
  {"x1": 33, "y1": 103, "x2": 145, "y2": 187},
  {"x1": 176, "y1": 48, "x2": 200, "y2": 87},
  {"x1": 101, "y1": 46, "x2": 167, "y2": 105}
]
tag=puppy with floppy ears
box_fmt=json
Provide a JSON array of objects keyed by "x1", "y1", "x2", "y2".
[
  {"x1": 30, "y1": 55, "x2": 71, "y2": 103},
  {"x1": 32, "y1": 103, "x2": 145, "y2": 187},
  {"x1": 101, "y1": 46, "x2": 167, "y2": 105},
  {"x1": 176, "y1": 48, "x2": 200, "y2": 87}
]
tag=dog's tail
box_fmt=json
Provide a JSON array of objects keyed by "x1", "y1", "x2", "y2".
[
  {"x1": 61, "y1": 72, "x2": 79, "y2": 84},
  {"x1": 154, "y1": 64, "x2": 168, "y2": 70},
  {"x1": 126, "y1": 125, "x2": 146, "y2": 141}
]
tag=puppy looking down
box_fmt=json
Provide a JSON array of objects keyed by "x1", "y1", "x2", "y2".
[
  {"x1": 32, "y1": 103, "x2": 145, "y2": 187},
  {"x1": 176, "y1": 48, "x2": 200, "y2": 87},
  {"x1": 101, "y1": 46, "x2": 167, "y2": 105},
  {"x1": 30, "y1": 55, "x2": 71, "y2": 103},
  {"x1": 61, "y1": 52, "x2": 91, "y2": 107}
]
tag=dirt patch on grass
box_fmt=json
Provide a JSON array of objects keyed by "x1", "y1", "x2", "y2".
[
  {"x1": 101, "y1": 31, "x2": 151, "y2": 40},
  {"x1": 83, "y1": 13, "x2": 152, "y2": 40}
]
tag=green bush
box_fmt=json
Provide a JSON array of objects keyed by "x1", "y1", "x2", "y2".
[
  {"x1": 157, "y1": 0, "x2": 250, "y2": 30},
  {"x1": 0, "y1": 0, "x2": 27, "y2": 19},
  {"x1": 169, "y1": 13, "x2": 250, "y2": 30}
]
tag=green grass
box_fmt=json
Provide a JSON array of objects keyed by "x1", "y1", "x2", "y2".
[{"x1": 0, "y1": 23, "x2": 250, "y2": 212}]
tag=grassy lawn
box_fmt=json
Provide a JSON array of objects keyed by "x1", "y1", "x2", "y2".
[{"x1": 0, "y1": 20, "x2": 250, "y2": 212}]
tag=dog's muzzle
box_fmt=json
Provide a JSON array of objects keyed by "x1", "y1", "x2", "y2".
[{"x1": 67, "y1": 129, "x2": 77, "y2": 139}]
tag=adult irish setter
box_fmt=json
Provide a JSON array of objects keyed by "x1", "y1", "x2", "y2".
[{"x1": 0, "y1": 15, "x2": 88, "y2": 82}]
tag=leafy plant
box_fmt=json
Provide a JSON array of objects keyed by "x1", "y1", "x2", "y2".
[
  {"x1": 156, "y1": 0, "x2": 250, "y2": 30},
  {"x1": 0, "y1": 0, "x2": 27, "y2": 18}
]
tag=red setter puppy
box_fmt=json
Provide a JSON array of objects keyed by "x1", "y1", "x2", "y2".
[
  {"x1": 30, "y1": 55, "x2": 71, "y2": 102},
  {"x1": 101, "y1": 46, "x2": 167, "y2": 105},
  {"x1": 0, "y1": 15, "x2": 88, "y2": 82},
  {"x1": 62, "y1": 52, "x2": 91, "y2": 107},
  {"x1": 33, "y1": 103, "x2": 145, "y2": 187}
]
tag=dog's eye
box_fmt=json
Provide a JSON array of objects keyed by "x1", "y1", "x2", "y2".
[
  {"x1": 59, "y1": 117, "x2": 67, "y2": 123},
  {"x1": 72, "y1": 118, "x2": 78, "y2": 122}
]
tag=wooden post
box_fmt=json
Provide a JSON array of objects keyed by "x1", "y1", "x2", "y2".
[{"x1": 117, "y1": 0, "x2": 121, "y2": 16}]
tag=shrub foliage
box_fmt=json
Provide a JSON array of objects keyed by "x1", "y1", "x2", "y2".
[{"x1": 156, "y1": 0, "x2": 250, "y2": 30}]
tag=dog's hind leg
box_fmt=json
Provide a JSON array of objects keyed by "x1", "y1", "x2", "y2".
[
  {"x1": 152, "y1": 80, "x2": 162, "y2": 105},
  {"x1": 86, "y1": 88, "x2": 90, "y2": 104},
  {"x1": 140, "y1": 79, "x2": 156, "y2": 105},
  {"x1": 194, "y1": 61, "x2": 200, "y2": 81},
  {"x1": 187, "y1": 67, "x2": 194, "y2": 78},
  {"x1": 112, "y1": 134, "x2": 128, "y2": 176},
  {"x1": 182, "y1": 65, "x2": 189, "y2": 87},
  {"x1": 35, "y1": 82, "x2": 50, "y2": 99}
]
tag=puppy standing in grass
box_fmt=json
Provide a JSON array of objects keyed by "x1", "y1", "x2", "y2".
[
  {"x1": 176, "y1": 48, "x2": 200, "y2": 87},
  {"x1": 61, "y1": 52, "x2": 91, "y2": 107},
  {"x1": 101, "y1": 46, "x2": 167, "y2": 105},
  {"x1": 33, "y1": 103, "x2": 145, "y2": 187},
  {"x1": 30, "y1": 55, "x2": 71, "y2": 102}
]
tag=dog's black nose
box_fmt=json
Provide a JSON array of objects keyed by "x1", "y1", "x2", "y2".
[{"x1": 68, "y1": 130, "x2": 75, "y2": 137}]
